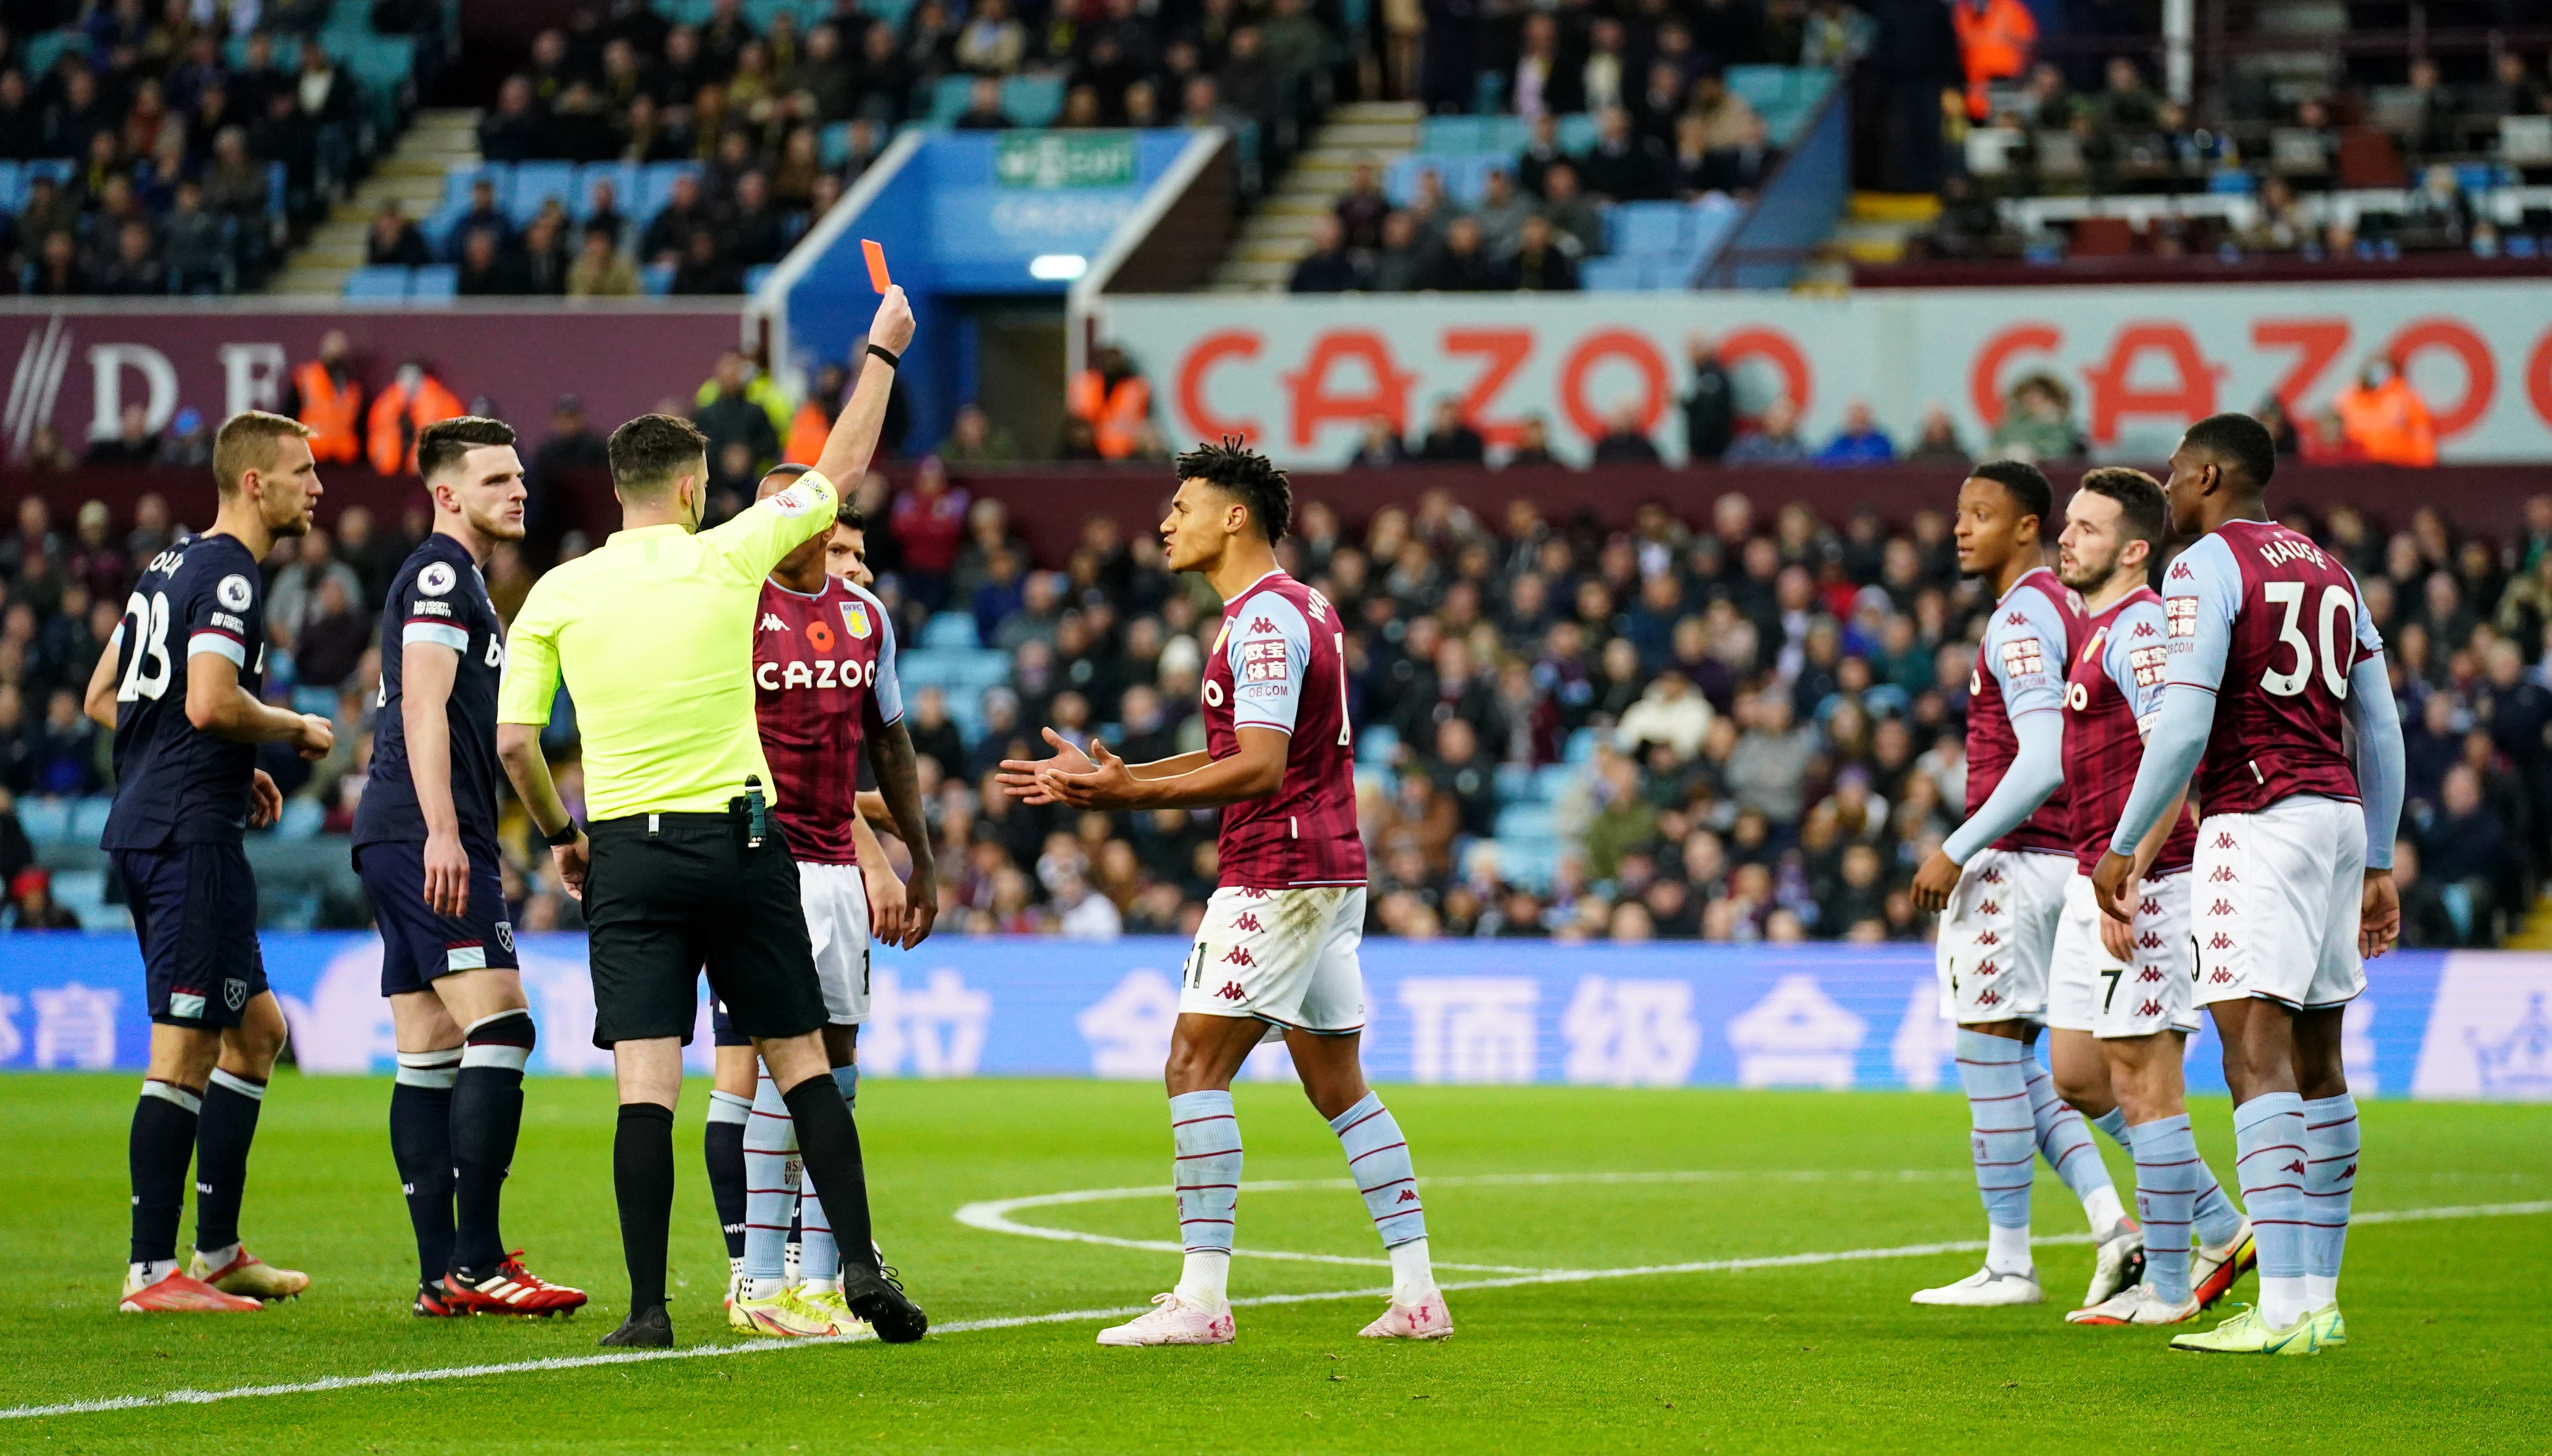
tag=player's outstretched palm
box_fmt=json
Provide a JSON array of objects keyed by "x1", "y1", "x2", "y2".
[
  {"x1": 1038, "y1": 737, "x2": 1138, "y2": 810},
  {"x1": 994, "y1": 728, "x2": 1097, "y2": 804}
]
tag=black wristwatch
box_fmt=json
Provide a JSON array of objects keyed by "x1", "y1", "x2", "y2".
[{"x1": 545, "y1": 819, "x2": 582, "y2": 847}]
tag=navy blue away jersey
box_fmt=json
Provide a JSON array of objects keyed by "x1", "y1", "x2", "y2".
[
  {"x1": 353, "y1": 533, "x2": 506, "y2": 851},
  {"x1": 101, "y1": 533, "x2": 269, "y2": 850}
]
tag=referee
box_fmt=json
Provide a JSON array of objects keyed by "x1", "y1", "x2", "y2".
[{"x1": 496, "y1": 288, "x2": 924, "y2": 1349}]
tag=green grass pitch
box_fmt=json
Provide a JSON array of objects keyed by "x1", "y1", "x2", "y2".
[{"x1": 2, "y1": 1074, "x2": 2547, "y2": 1453}]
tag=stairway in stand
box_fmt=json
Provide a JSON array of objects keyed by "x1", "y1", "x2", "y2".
[
  {"x1": 1208, "y1": 100, "x2": 1420, "y2": 292},
  {"x1": 268, "y1": 109, "x2": 480, "y2": 298}
]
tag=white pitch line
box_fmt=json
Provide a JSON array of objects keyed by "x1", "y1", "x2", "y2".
[{"x1": 6, "y1": 1196, "x2": 2544, "y2": 1423}]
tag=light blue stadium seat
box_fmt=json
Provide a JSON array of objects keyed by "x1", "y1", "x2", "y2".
[
  {"x1": 344, "y1": 265, "x2": 409, "y2": 301},
  {"x1": 1725, "y1": 64, "x2": 1792, "y2": 109},
  {"x1": 1422, "y1": 116, "x2": 1483, "y2": 153},
  {"x1": 928, "y1": 73, "x2": 977, "y2": 124},
  {"x1": 24, "y1": 30, "x2": 80, "y2": 80},
  {"x1": 17, "y1": 798, "x2": 70, "y2": 847},
  {"x1": 1480, "y1": 115, "x2": 1529, "y2": 153},
  {"x1": 69, "y1": 796, "x2": 112, "y2": 844},
  {"x1": 1564, "y1": 727, "x2": 1600, "y2": 763},
  {"x1": 1494, "y1": 803, "x2": 1557, "y2": 842},
  {"x1": 1530, "y1": 762, "x2": 1579, "y2": 804},
  {"x1": 743, "y1": 263, "x2": 775, "y2": 293},
  {"x1": 408, "y1": 264, "x2": 458, "y2": 300},
  {"x1": 24, "y1": 157, "x2": 73, "y2": 187},
  {"x1": 509, "y1": 160, "x2": 578, "y2": 223},
  {"x1": 275, "y1": 797, "x2": 325, "y2": 842},
  {"x1": 1610, "y1": 201, "x2": 1688, "y2": 256},
  {"x1": 0, "y1": 161, "x2": 23, "y2": 213},
  {"x1": 292, "y1": 686, "x2": 339, "y2": 718},
  {"x1": 820, "y1": 121, "x2": 853, "y2": 168},
  {"x1": 1354, "y1": 721, "x2": 1398, "y2": 764},
  {"x1": 641, "y1": 262, "x2": 674, "y2": 295},
  {"x1": 860, "y1": 0, "x2": 915, "y2": 20},
  {"x1": 1579, "y1": 256, "x2": 1649, "y2": 291},
  {"x1": 1495, "y1": 840, "x2": 1558, "y2": 893},
  {"x1": 1494, "y1": 763, "x2": 1532, "y2": 803},
  {"x1": 1555, "y1": 112, "x2": 1600, "y2": 153},
  {"x1": 1003, "y1": 74, "x2": 1063, "y2": 127},
  {"x1": 921, "y1": 612, "x2": 980, "y2": 648},
  {"x1": 339, "y1": 33, "x2": 415, "y2": 91}
]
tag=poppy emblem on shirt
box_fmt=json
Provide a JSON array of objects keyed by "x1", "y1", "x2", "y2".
[
  {"x1": 805, "y1": 617, "x2": 836, "y2": 653},
  {"x1": 841, "y1": 600, "x2": 872, "y2": 640}
]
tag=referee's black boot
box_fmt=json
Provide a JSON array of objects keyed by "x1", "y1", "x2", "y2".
[
  {"x1": 843, "y1": 1266, "x2": 928, "y2": 1344},
  {"x1": 599, "y1": 1304, "x2": 674, "y2": 1348}
]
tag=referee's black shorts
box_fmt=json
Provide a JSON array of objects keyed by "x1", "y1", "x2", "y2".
[{"x1": 581, "y1": 809, "x2": 826, "y2": 1048}]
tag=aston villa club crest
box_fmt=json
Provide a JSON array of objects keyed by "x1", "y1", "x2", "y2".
[{"x1": 841, "y1": 600, "x2": 872, "y2": 639}]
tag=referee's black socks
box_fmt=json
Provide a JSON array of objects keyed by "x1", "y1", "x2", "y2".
[
  {"x1": 782, "y1": 1075, "x2": 878, "y2": 1274},
  {"x1": 613, "y1": 1102, "x2": 677, "y2": 1313}
]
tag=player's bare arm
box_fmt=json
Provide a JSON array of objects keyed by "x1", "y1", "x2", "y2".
[
  {"x1": 185, "y1": 649, "x2": 332, "y2": 758},
  {"x1": 849, "y1": 812, "x2": 907, "y2": 946},
  {"x1": 402, "y1": 640, "x2": 472, "y2": 917},
  {"x1": 809, "y1": 285, "x2": 916, "y2": 491},
  {"x1": 496, "y1": 723, "x2": 588, "y2": 897},
  {"x1": 82, "y1": 636, "x2": 119, "y2": 728},
  {"x1": 864, "y1": 704, "x2": 937, "y2": 948}
]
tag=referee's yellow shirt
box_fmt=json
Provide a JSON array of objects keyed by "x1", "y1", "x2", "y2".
[{"x1": 496, "y1": 471, "x2": 837, "y2": 822}]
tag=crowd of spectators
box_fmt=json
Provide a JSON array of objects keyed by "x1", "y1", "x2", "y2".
[
  {"x1": 477, "y1": 0, "x2": 1354, "y2": 292},
  {"x1": 0, "y1": 12, "x2": 424, "y2": 294},
  {"x1": 0, "y1": 437, "x2": 2543, "y2": 943},
  {"x1": 1924, "y1": 47, "x2": 2552, "y2": 263}
]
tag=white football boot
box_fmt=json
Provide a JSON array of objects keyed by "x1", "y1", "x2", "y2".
[
  {"x1": 1097, "y1": 1292, "x2": 1236, "y2": 1346},
  {"x1": 2082, "y1": 1217, "x2": 2146, "y2": 1309},
  {"x1": 1359, "y1": 1289, "x2": 1454, "y2": 1340},
  {"x1": 2067, "y1": 1281, "x2": 2202, "y2": 1325},
  {"x1": 1911, "y1": 1266, "x2": 2045, "y2": 1306}
]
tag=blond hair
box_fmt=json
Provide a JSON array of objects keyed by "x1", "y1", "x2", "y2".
[{"x1": 212, "y1": 410, "x2": 316, "y2": 497}]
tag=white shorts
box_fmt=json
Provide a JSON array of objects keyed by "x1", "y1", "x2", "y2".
[
  {"x1": 800, "y1": 860, "x2": 874, "y2": 1026},
  {"x1": 2191, "y1": 796, "x2": 2367, "y2": 1011},
  {"x1": 1178, "y1": 885, "x2": 1367, "y2": 1036},
  {"x1": 2050, "y1": 871, "x2": 2201, "y2": 1038},
  {"x1": 1935, "y1": 848, "x2": 2070, "y2": 1026}
]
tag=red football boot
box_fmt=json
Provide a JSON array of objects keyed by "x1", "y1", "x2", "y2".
[{"x1": 444, "y1": 1252, "x2": 590, "y2": 1316}]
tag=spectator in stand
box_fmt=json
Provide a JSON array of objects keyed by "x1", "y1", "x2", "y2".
[
  {"x1": 1816, "y1": 402, "x2": 1896, "y2": 465},
  {"x1": 1579, "y1": 107, "x2": 1664, "y2": 202},
  {"x1": 1725, "y1": 399, "x2": 1810, "y2": 463},
  {"x1": 1986, "y1": 372, "x2": 2084, "y2": 461},
  {"x1": 567, "y1": 222, "x2": 643, "y2": 296},
  {"x1": 938, "y1": 402, "x2": 1019, "y2": 464},
  {"x1": 1683, "y1": 336, "x2": 1737, "y2": 463},
  {"x1": 1368, "y1": 210, "x2": 1427, "y2": 291},
  {"x1": 1289, "y1": 214, "x2": 1364, "y2": 292},
  {"x1": 1704, "y1": 114, "x2": 1777, "y2": 195},
  {"x1": 1506, "y1": 214, "x2": 1579, "y2": 290},
  {"x1": 1347, "y1": 415, "x2": 1404, "y2": 469},
  {"x1": 479, "y1": 74, "x2": 547, "y2": 162},
  {"x1": 1067, "y1": 344, "x2": 1151, "y2": 459},
  {"x1": 1591, "y1": 401, "x2": 1663, "y2": 464},
  {"x1": 1420, "y1": 217, "x2": 1501, "y2": 291},
  {"x1": 1335, "y1": 160, "x2": 1392, "y2": 251},
  {"x1": 456, "y1": 227, "x2": 533, "y2": 295},
  {"x1": 1413, "y1": 397, "x2": 1485, "y2": 464},
  {"x1": 951, "y1": 75, "x2": 1011, "y2": 129},
  {"x1": 671, "y1": 227, "x2": 744, "y2": 293},
  {"x1": 367, "y1": 199, "x2": 431, "y2": 267},
  {"x1": 1538, "y1": 163, "x2": 1606, "y2": 259},
  {"x1": 1472, "y1": 167, "x2": 1533, "y2": 257},
  {"x1": 1904, "y1": 405, "x2": 1968, "y2": 462},
  {"x1": 85, "y1": 404, "x2": 161, "y2": 467},
  {"x1": 9, "y1": 866, "x2": 80, "y2": 929},
  {"x1": 2333, "y1": 353, "x2": 2438, "y2": 466},
  {"x1": 642, "y1": 173, "x2": 715, "y2": 268},
  {"x1": 1950, "y1": 0, "x2": 2035, "y2": 120},
  {"x1": 888, "y1": 455, "x2": 970, "y2": 609}
]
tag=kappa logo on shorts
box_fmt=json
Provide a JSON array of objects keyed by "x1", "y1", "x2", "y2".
[
  {"x1": 2137, "y1": 965, "x2": 2165, "y2": 981},
  {"x1": 1978, "y1": 900, "x2": 2001, "y2": 916},
  {"x1": 2139, "y1": 897, "x2": 2163, "y2": 915},
  {"x1": 1222, "y1": 946, "x2": 1255, "y2": 967},
  {"x1": 1975, "y1": 988, "x2": 2003, "y2": 1007},
  {"x1": 1215, "y1": 981, "x2": 1246, "y2": 1001},
  {"x1": 2210, "y1": 933, "x2": 2237, "y2": 950},
  {"x1": 2209, "y1": 865, "x2": 2239, "y2": 882},
  {"x1": 222, "y1": 977, "x2": 248, "y2": 1011},
  {"x1": 1974, "y1": 931, "x2": 1998, "y2": 946},
  {"x1": 2209, "y1": 900, "x2": 2234, "y2": 916},
  {"x1": 493, "y1": 921, "x2": 515, "y2": 955},
  {"x1": 1974, "y1": 960, "x2": 1998, "y2": 977},
  {"x1": 1239, "y1": 888, "x2": 1268, "y2": 899},
  {"x1": 2138, "y1": 999, "x2": 2165, "y2": 1018},
  {"x1": 2137, "y1": 931, "x2": 2164, "y2": 950},
  {"x1": 1232, "y1": 913, "x2": 1263, "y2": 932},
  {"x1": 2213, "y1": 832, "x2": 2238, "y2": 849},
  {"x1": 2211, "y1": 968, "x2": 2236, "y2": 983},
  {"x1": 1980, "y1": 869, "x2": 2004, "y2": 884}
]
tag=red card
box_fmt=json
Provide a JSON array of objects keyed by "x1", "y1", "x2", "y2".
[{"x1": 861, "y1": 239, "x2": 891, "y2": 292}]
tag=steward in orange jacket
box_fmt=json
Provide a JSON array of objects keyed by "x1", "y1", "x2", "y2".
[
  {"x1": 1951, "y1": 0, "x2": 2035, "y2": 121},
  {"x1": 2333, "y1": 361, "x2": 2438, "y2": 466},
  {"x1": 288, "y1": 330, "x2": 363, "y2": 463},
  {"x1": 366, "y1": 364, "x2": 466, "y2": 475},
  {"x1": 1067, "y1": 345, "x2": 1151, "y2": 460}
]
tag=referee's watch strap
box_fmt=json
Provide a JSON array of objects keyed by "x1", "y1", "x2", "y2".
[
  {"x1": 545, "y1": 819, "x2": 582, "y2": 847},
  {"x1": 866, "y1": 342, "x2": 899, "y2": 368}
]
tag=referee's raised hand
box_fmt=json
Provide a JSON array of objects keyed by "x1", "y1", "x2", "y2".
[{"x1": 869, "y1": 284, "x2": 914, "y2": 356}]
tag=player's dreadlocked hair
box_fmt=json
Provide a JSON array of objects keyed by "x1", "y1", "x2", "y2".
[{"x1": 1177, "y1": 436, "x2": 1291, "y2": 544}]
